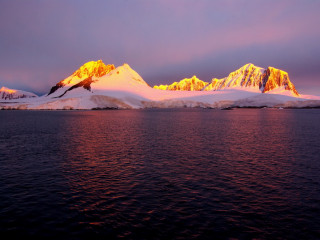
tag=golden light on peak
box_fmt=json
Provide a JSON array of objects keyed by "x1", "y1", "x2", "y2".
[
  {"x1": 154, "y1": 75, "x2": 208, "y2": 91},
  {"x1": 62, "y1": 60, "x2": 116, "y2": 85},
  {"x1": 0, "y1": 87, "x2": 17, "y2": 94}
]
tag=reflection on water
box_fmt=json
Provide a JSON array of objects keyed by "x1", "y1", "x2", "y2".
[{"x1": 0, "y1": 109, "x2": 320, "y2": 239}]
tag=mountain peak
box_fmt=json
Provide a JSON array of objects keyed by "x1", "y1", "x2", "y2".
[
  {"x1": 48, "y1": 60, "x2": 116, "y2": 96},
  {"x1": 262, "y1": 66, "x2": 298, "y2": 95},
  {"x1": 47, "y1": 61, "x2": 149, "y2": 98},
  {"x1": 71, "y1": 60, "x2": 115, "y2": 79},
  {"x1": 240, "y1": 63, "x2": 256, "y2": 69},
  {"x1": 205, "y1": 64, "x2": 299, "y2": 95}
]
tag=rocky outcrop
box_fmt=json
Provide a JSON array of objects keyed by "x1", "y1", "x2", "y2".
[
  {"x1": 69, "y1": 60, "x2": 115, "y2": 80},
  {"x1": 154, "y1": 76, "x2": 208, "y2": 91},
  {"x1": 56, "y1": 76, "x2": 95, "y2": 98},
  {"x1": 261, "y1": 67, "x2": 298, "y2": 95}
]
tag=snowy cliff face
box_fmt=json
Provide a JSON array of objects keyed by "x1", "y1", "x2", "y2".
[
  {"x1": 261, "y1": 67, "x2": 299, "y2": 95},
  {"x1": 47, "y1": 60, "x2": 115, "y2": 97},
  {"x1": 204, "y1": 64, "x2": 265, "y2": 91},
  {"x1": 154, "y1": 76, "x2": 208, "y2": 91},
  {"x1": 205, "y1": 64, "x2": 299, "y2": 96},
  {"x1": 154, "y1": 63, "x2": 299, "y2": 96},
  {"x1": 0, "y1": 87, "x2": 37, "y2": 100}
]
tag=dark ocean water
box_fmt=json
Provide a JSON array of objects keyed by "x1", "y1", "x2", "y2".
[{"x1": 0, "y1": 109, "x2": 320, "y2": 239}]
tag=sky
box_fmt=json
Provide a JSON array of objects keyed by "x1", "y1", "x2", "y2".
[{"x1": 1, "y1": 0, "x2": 320, "y2": 95}]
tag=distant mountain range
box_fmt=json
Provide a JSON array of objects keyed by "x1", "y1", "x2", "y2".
[
  {"x1": 154, "y1": 63, "x2": 299, "y2": 96},
  {"x1": 1, "y1": 60, "x2": 319, "y2": 109}
]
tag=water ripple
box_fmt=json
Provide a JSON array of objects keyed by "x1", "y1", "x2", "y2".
[{"x1": 0, "y1": 109, "x2": 320, "y2": 239}]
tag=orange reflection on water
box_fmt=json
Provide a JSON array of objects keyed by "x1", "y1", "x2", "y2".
[
  {"x1": 56, "y1": 109, "x2": 301, "y2": 234},
  {"x1": 60, "y1": 111, "x2": 146, "y2": 218}
]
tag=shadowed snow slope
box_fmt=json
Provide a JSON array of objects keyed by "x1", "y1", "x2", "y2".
[{"x1": 1, "y1": 61, "x2": 319, "y2": 109}]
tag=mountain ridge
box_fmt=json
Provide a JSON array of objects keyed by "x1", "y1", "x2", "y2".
[
  {"x1": 48, "y1": 61, "x2": 299, "y2": 97},
  {"x1": 3, "y1": 60, "x2": 319, "y2": 110},
  {"x1": 154, "y1": 76, "x2": 208, "y2": 91},
  {"x1": 154, "y1": 63, "x2": 299, "y2": 96}
]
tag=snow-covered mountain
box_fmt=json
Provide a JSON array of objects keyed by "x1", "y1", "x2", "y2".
[
  {"x1": 154, "y1": 63, "x2": 299, "y2": 96},
  {"x1": 46, "y1": 60, "x2": 149, "y2": 98},
  {"x1": 204, "y1": 64, "x2": 299, "y2": 95},
  {"x1": 0, "y1": 86, "x2": 37, "y2": 100},
  {"x1": 1, "y1": 60, "x2": 319, "y2": 110}
]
